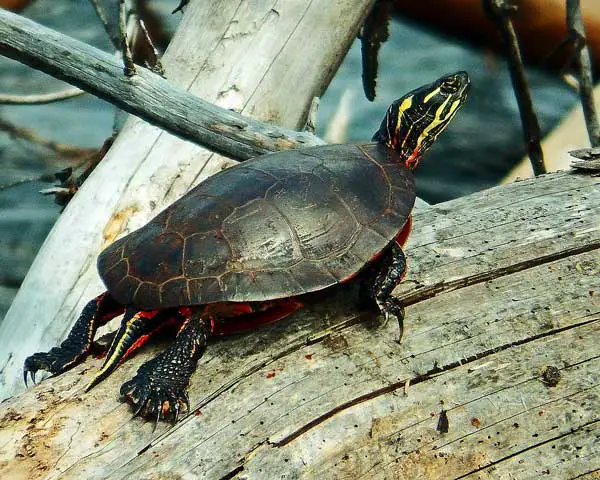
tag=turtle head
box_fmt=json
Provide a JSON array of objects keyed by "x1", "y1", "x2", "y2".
[{"x1": 373, "y1": 71, "x2": 470, "y2": 169}]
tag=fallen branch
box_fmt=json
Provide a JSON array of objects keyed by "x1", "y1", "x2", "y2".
[{"x1": 0, "y1": 8, "x2": 325, "y2": 162}]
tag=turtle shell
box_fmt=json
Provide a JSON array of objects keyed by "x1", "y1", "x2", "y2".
[{"x1": 98, "y1": 143, "x2": 415, "y2": 309}]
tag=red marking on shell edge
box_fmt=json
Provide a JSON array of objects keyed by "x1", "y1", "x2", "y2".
[
  {"x1": 178, "y1": 306, "x2": 193, "y2": 318},
  {"x1": 138, "y1": 309, "x2": 160, "y2": 319},
  {"x1": 340, "y1": 217, "x2": 412, "y2": 284},
  {"x1": 305, "y1": 354, "x2": 313, "y2": 360},
  {"x1": 395, "y1": 216, "x2": 413, "y2": 247},
  {"x1": 266, "y1": 372, "x2": 276, "y2": 379}
]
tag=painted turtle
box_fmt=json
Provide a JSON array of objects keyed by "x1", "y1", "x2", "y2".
[{"x1": 24, "y1": 72, "x2": 470, "y2": 421}]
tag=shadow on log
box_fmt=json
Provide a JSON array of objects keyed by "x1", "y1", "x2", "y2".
[{"x1": 0, "y1": 170, "x2": 597, "y2": 479}]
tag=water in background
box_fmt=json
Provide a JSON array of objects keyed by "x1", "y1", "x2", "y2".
[{"x1": 0, "y1": 1, "x2": 579, "y2": 319}]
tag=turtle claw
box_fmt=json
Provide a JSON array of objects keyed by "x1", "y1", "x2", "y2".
[
  {"x1": 23, "y1": 369, "x2": 36, "y2": 387},
  {"x1": 120, "y1": 371, "x2": 190, "y2": 423},
  {"x1": 377, "y1": 298, "x2": 405, "y2": 343},
  {"x1": 23, "y1": 348, "x2": 83, "y2": 387}
]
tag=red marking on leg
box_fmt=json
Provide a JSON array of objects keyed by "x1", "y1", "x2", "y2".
[
  {"x1": 395, "y1": 216, "x2": 412, "y2": 247},
  {"x1": 212, "y1": 298, "x2": 304, "y2": 335},
  {"x1": 120, "y1": 315, "x2": 181, "y2": 364}
]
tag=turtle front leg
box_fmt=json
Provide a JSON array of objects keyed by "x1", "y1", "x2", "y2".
[
  {"x1": 120, "y1": 309, "x2": 213, "y2": 422},
  {"x1": 23, "y1": 292, "x2": 124, "y2": 384},
  {"x1": 360, "y1": 242, "x2": 408, "y2": 342}
]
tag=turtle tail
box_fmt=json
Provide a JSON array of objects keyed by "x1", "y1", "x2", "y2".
[{"x1": 85, "y1": 308, "x2": 184, "y2": 392}]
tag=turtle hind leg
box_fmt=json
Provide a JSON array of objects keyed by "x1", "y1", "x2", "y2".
[
  {"x1": 360, "y1": 242, "x2": 407, "y2": 342},
  {"x1": 120, "y1": 309, "x2": 213, "y2": 422},
  {"x1": 23, "y1": 292, "x2": 124, "y2": 385}
]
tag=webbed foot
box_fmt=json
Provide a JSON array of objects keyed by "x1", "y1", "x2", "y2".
[{"x1": 360, "y1": 242, "x2": 408, "y2": 343}]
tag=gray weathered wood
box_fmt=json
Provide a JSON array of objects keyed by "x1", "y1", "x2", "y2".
[
  {"x1": 0, "y1": 0, "x2": 374, "y2": 401},
  {"x1": 0, "y1": 7, "x2": 325, "y2": 161},
  {"x1": 0, "y1": 171, "x2": 597, "y2": 479}
]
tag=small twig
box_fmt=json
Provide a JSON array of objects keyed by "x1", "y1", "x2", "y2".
[
  {"x1": 119, "y1": 0, "x2": 136, "y2": 76},
  {"x1": 0, "y1": 117, "x2": 92, "y2": 158},
  {"x1": 0, "y1": 87, "x2": 85, "y2": 105},
  {"x1": 566, "y1": 0, "x2": 600, "y2": 147},
  {"x1": 0, "y1": 174, "x2": 55, "y2": 192},
  {"x1": 483, "y1": 0, "x2": 546, "y2": 176},
  {"x1": 138, "y1": 18, "x2": 164, "y2": 76},
  {"x1": 172, "y1": 0, "x2": 189, "y2": 14},
  {"x1": 359, "y1": 0, "x2": 392, "y2": 102},
  {"x1": 304, "y1": 97, "x2": 320, "y2": 134}
]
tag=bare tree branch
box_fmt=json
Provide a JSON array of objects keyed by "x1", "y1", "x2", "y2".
[
  {"x1": 482, "y1": 0, "x2": 546, "y2": 176},
  {"x1": 0, "y1": 87, "x2": 85, "y2": 105},
  {"x1": 0, "y1": 117, "x2": 92, "y2": 157},
  {"x1": 0, "y1": 8, "x2": 325, "y2": 163},
  {"x1": 566, "y1": 0, "x2": 600, "y2": 147}
]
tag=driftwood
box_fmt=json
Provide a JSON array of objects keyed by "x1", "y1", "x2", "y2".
[
  {"x1": 0, "y1": 170, "x2": 597, "y2": 479},
  {"x1": 0, "y1": 0, "x2": 375, "y2": 400}
]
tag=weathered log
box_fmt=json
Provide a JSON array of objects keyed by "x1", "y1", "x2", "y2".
[
  {"x1": 0, "y1": 171, "x2": 597, "y2": 479},
  {"x1": 0, "y1": 0, "x2": 375, "y2": 400}
]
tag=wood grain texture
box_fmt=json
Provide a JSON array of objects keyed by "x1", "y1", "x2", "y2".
[
  {"x1": 0, "y1": 0, "x2": 375, "y2": 400},
  {"x1": 0, "y1": 171, "x2": 597, "y2": 479}
]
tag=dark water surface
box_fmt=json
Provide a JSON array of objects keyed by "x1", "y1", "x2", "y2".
[{"x1": 0, "y1": 1, "x2": 578, "y2": 319}]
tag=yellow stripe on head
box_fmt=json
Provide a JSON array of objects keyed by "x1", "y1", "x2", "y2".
[
  {"x1": 415, "y1": 96, "x2": 463, "y2": 151},
  {"x1": 395, "y1": 95, "x2": 413, "y2": 133},
  {"x1": 423, "y1": 87, "x2": 441, "y2": 104}
]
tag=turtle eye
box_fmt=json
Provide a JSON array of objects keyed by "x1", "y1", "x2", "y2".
[{"x1": 440, "y1": 77, "x2": 460, "y2": 94}]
